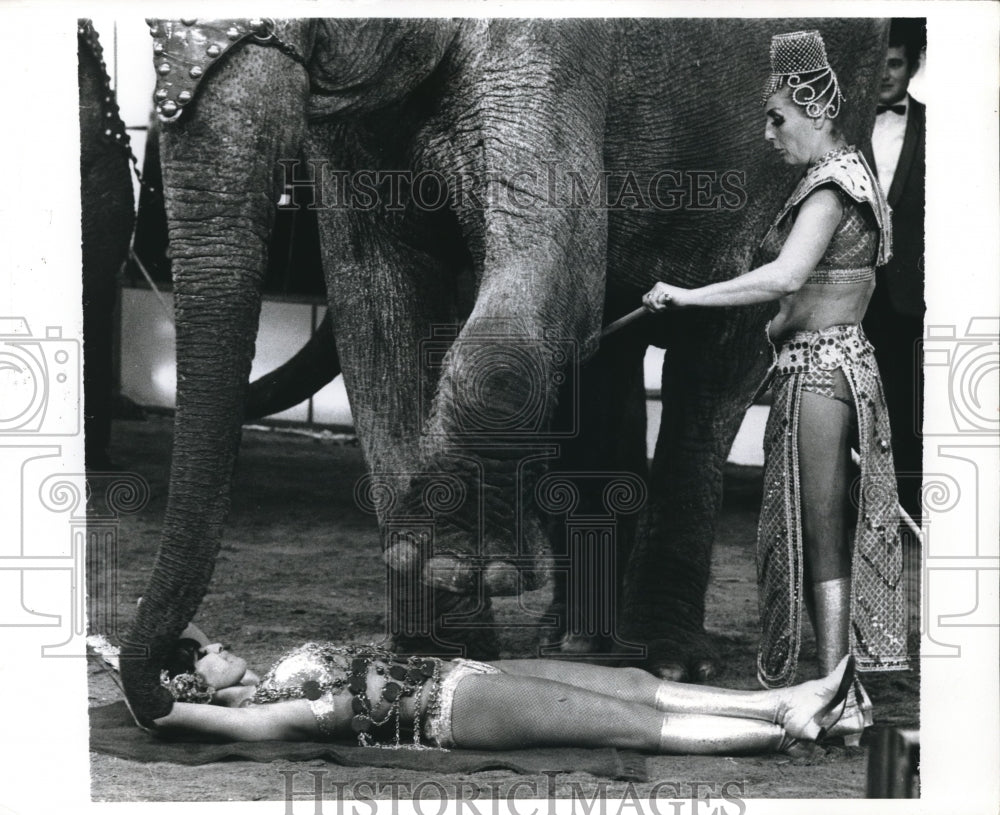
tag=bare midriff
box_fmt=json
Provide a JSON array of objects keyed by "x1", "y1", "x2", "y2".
[{"x1": 767, "y1": 278, "x2": 875, "y2": 342}]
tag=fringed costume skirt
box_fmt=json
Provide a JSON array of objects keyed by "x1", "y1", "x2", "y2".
[{"x1": 756, "y1": 323, "x2": 909, "y2": 687}]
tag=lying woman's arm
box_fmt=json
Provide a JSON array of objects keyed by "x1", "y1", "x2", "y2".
[
  {"x1": 153, "y1": 699, "x2": 319, "y2": 741},
  {"x1": 644, "y1": 188, "x2": 843, "y2": 309}
]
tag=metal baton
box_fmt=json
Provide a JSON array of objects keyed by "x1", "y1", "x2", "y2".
[
  {"x1": 850, "y1": 449, "x2": 922, "y2": 538},
  {"x1": 600, "y1": 306, "x2": 649, "y2": 338}
]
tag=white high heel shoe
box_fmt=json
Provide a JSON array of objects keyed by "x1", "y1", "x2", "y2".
[
  {"x1": 774, "y1": 654, "x2": 856, "y2": 743},
  {"x1": 823, "y1": 677, "x2": 873, "y2": 746}
]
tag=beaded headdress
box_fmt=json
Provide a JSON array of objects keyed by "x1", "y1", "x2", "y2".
[{"x1": 762, "y1": 30, "x2": 844, "y2": 119}]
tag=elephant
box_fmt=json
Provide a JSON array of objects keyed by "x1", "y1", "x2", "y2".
[
  {"x1": 130, "y1": 118, "x2": 337, "y2": 421},
  {"x1": 119, "y1": 17, "x2": 888, "y2": 725},
  {"x1": 78, "y1": 20, "x2": 136, "y2": 469}
]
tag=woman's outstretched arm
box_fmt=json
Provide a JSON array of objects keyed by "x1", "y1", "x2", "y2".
[
  {"x1": 153, "y1": 699, "x2": 318, "y2": 741},
  {"x1": 644, "y1": 188, "x2": 843, "y2": 309}
]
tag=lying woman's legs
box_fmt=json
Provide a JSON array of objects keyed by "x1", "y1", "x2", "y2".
[
  {"x1": 447, "y1": 673, "x2": 789, "y2": 754},
  {"x1": 490, "y1": 660, "x2": 661, "y2": 705},
  {"x1": 491, "y1": 659, "x2": 788, "y2": 719},
  {"x1": 468, "y1": 656, "x2": 854, "y2": 748}
]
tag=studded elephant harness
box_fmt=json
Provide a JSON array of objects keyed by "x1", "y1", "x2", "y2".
[
  {"x1": 148, "y1": 18, "x2": 309, "y2": 122},
  {"x1": 78, "y1": 19, "x2": 130, "y2": 151}
]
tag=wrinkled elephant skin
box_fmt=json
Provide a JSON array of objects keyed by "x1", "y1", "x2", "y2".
[
  {"x1": 121, "y1": 18, "x2": 887, "y2": 722},
  {"x1": 78, "y1": 20, "x2": 135, "y2": 469},
  {"x1": 132, "y1": 119, "x2": 338, "y2": 422}
]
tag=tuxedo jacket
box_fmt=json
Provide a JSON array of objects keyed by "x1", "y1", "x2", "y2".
[{"x1": 863, "y1": 98, "x2": 926, "y2": 317}]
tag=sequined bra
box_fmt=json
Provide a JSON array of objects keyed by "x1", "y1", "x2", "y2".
[
  {"x1": 756, "y1": 147, "x2": 893, "y2": 285},
  {"x1": 249, "y1": 642, "x2": 441, "y2": 746}
]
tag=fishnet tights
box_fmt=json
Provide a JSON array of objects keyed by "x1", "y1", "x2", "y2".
[{"x1": 448, "y1": 672, "x2": 661, "y2": 750}]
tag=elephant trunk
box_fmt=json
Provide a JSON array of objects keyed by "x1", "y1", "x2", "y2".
[
  {"x1": 120, "y1": 42, "x2": 309, "y2": 724},
  {"x1": 121, "y1": 209, "x2": 272, "y2": 722}
]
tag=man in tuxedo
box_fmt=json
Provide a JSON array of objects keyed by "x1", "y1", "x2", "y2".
[{"x1": 863, "y1": 19, "x2": 926, "y2": 523}]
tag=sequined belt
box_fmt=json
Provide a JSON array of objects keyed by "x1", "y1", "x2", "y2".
[
  {"x1": 773, "y1": 324, "x2": 873, "y2": 375},
  {"x1": 805, "y1": 266, "x2": 875, "y2": 285}
]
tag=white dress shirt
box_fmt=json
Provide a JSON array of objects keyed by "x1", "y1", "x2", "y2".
[{"x1": 871, "y1": 94, "x2": 911, "y2": 195}]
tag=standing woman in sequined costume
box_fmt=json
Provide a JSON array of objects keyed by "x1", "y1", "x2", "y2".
[
  {"x1": 148, "y1": 634, "x2": 855, "y2": 754},
  {"x1": 642, "y1": 31, "x2": 908, "y2": 744}
]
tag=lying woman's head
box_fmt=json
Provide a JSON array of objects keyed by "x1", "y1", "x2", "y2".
[{"x1": 161, "y1": 639, "x2": 248, "y2": 703}]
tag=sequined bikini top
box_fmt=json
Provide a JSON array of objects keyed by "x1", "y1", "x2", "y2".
[
  {"x1": 249, "y1": 642, "x2": 441, "y2": 746},
  {"x1": 757, "y1": 146, "x2": 893, "y2": 285}
]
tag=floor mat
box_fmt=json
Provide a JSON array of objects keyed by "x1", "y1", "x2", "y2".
[{"x1": 89, "y1": 701, "x2": 648, "y2": 781}]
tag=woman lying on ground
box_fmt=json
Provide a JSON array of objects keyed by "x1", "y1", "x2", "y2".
[{"x1": 148, "y1": 628, "x2": 854, "y2": 756}]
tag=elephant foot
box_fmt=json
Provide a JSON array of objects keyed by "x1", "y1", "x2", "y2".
[
  {"x1": 391, "y1": 591, "x2": 500, "y2": 661},
  {"x1": 384, "y1": 541, "x2": 423, "y2": 573},
  {"x1": 539, "y1": 632, "x2": 609, "y2": 658},
  {"x1": 423, "y1": 555, "x2": 541, "y2": 596},
  {"x1": 537, "y1": 602, "x2": 619, "y2": 660},
  {"x1": 392, "y1": 628, "x2": 500, "y2": 662},
  {"x1": 640, "y1": 631, "x2": 721, "y2": 683},
  {"x1": 420, "y1": 556, "x2": 520, "y2": 596},
  {"x1": 384, "y1": 544, "x2": 525, "y2": 597}
]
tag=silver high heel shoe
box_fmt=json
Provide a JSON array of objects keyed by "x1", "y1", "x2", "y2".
[{"x1": 653, "y1": 653, "x2": 854, "y2": 753}]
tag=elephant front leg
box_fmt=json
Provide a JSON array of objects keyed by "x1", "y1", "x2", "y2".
[
  {"x1": 401, "y1": 18, "x2": 618, "y2": 615},
  {"x1": 622, "y1": 309, "x2": 770, "y2": 681},
  {"x1": 538, "y1": 330, "x2": 650, "y2": 658},
  {"x1": 317, "y1": 193, "x2": 509, "y2": 657},
  {"x1": 418, "y1": 316, "x2": 577, "y2": 588},
  {"x1": 334, "y1": 253, "x2": 596, "y2": 657}
]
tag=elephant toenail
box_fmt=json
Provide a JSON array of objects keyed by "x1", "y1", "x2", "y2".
[
  {"x1": 483, "y1": 561, "x2": 520, "y2": 596},
  {"x1": 693, "y1": 661, "x2": 718, "y2": 683},
  {"x1": 422, "y1": 555, "x2": 476, "y2": 594},
  {"x1": 383, "y1": 541, "x2": 421, "y2": 573},
  {"x1": 656, "y1": 663, "x2": 689, "y2": 683}
]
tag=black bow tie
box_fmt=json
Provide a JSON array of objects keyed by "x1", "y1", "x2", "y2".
[{"x1": 876, "y1": 104, "x2": 906, "y2": 115}]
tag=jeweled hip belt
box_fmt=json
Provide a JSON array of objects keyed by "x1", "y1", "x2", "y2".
[{"x1": 774, "y1": 324, "x2": 872, "y2": 374}]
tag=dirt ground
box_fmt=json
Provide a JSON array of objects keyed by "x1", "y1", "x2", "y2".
[{"x1": 87, "y1": 413, "x2": 920, "y2": 803}]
